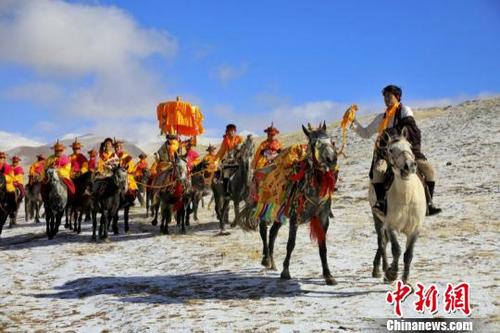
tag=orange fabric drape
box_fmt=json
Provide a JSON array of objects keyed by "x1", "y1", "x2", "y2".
[
  {"x1": 157, "y1": 101, "x2": 204, "y2": 136},
  {"x1": 377, "y1": 102, "x2": 400, "y2": 135}
]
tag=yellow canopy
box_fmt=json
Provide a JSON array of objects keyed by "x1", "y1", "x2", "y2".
[{"x1": 157, "y1": 99, "x2": 204, "y2": 136}]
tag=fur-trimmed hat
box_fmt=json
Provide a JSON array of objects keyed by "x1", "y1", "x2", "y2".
[
  {"x1": 264, "y1": 122, "x2": 279, "y2": 135},
  {"x1": 11, "y1": 156, "x2": 21, "y2": 163},
  {"x1": 52, "y1": 140, "x2": 65, "y2": 152},
  {"x1": 71, "y1": 138, "x2": 82, "y2": 149},
  {"x1": 206, "y1": 144, "x2": 216, "y2": 152}
]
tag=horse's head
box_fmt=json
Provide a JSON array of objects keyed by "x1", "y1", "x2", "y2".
[
  {"x1": 302, "y1": 122, "x2": 338, "y2": 172},
  {"x1": 46, "y1": 168, "x2": 59, "y2": 185},
  {"x1": 111, "y1": 166, "x2": 128, "y2": 193},
  {"x1": 236, "y1": 134, "x2": 255, "y2": 162},
  {"x1": 385, "y1": 127, "x2": 417, "y2": 180}
]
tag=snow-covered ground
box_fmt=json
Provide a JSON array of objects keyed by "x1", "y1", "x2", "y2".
[{"x1": 0, "y1": 99, "x2": 499, "y2": 332}]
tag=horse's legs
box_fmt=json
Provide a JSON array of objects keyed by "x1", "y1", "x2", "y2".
[
  {"x1": 385, "y1": 228, "x2": 401, "y2": 282},
  {"x1": 35, "y1": 202, "x2": 41, "y2": 223},
  {"x1": 179, "y1": 207, "x2": 186, "y2": 234},
  {"x1": 402, "y1": 232, "x2": 419, "y2": 284},
  {"x1": 92, "y1": 210, "x2": 97, "y2": 241},
  {"x1": 372, "y1": 214, "x2": 389, "y2": 278},
  {"x1": 259, "y1": 220, "x2": 269, "y2": 267},
  {"x1": 267, "y1": 221, "x2": 282, "y2": 270},
  {"x1": 318, "y1": 220, "x2": 336, "y2": 285},
  {"x1": 112, "y1": 212, "x2": 119, "y2": 235},
  {"x1": 65, "y1": 206, "x2": 70, "y2": 229},
  {"x1": 124, "y1": 206, "x2": 130, "y2": 233},
  {"x1": 45, "y1": 210, "x2": 51, "y2": 239},
  {"x1": 25, "y1": 198, "x2": 30, "y2": 222},
  {"x1": 231, "y1": 200, "x2": 240, "y2": 228},
  {"x1": 280, "y1": 220, "x2": 298, "y2": 280},
  {"x1": 151, "y1": 199, "x2": 159, "y2": 226}
]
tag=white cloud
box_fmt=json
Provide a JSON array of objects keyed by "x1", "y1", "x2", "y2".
[
  {"x1": 212, "y1": 63, "x2": 248, "y2": 83},
  {"x1": 0, "y1": 0, "x2": 176, "y2": 75},
  {"x1": 0, "y1": 0, "x2": 177, "y2": 119},
  {"x1": 2, "y1": 82, "x2": 63, "y2": 105}
]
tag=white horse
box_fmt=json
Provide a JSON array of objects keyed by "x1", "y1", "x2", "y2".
[{"x1": 369, "y1": 127, "x2": 426, "y2": 284}]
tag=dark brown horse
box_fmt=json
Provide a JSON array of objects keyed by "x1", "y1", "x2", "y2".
[{"x1": 245, "y1": 123, "x2": 339, "y2": 285}]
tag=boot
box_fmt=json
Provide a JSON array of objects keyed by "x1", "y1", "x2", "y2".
[
  {"x1": 426, "y1": 181, "x2": 442, "y2": 216},
  {"x1": 372, "y1": 183, "x2": 386, "y2": 216}
]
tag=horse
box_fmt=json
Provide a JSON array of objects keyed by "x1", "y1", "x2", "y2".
[
  {"x1": 212, "y1": 135, "x2": 254, "y2": 234},
  {"x1": 111, "y1": 186, "x2": 137, "y2": 235},
  {"x1": 246, "y1": 123, "x2": 339, "y2": 285},
  {"x1": 91, "y1": 166, "x2": 128, "y2": 241},
  {"x1": 25, "y1": 175, "x2": 44, "y2": 223},
  {"x1": 136, "y1": 168, "x2": 150, "y2": 208},
  {"x1": 66, "y1": 172, "x2": 93, "y2": 234},
  {"x1": 43, "y1": 168, "x2": 69, "y2": 239},
  {"x1": 369, "y1": 128, "x2": 426, "y2": 284},
  {"x1": 187, "y1": 160, "x2": 210, "y2": 223},
  {"x1": 0, "y1": 171, "x2": 18, "y2": 236},
  {"x1": 150, "y1": 158, "x2": 190, "y2": 234}
]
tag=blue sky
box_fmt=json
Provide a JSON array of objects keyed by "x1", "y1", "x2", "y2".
[{"x1": 0, "y1": 0, "x2": 499, "y2": 144}]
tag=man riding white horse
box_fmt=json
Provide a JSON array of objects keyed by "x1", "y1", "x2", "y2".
[{"x1": 352, "y1": 84, "x2": 441, "y2": 216}]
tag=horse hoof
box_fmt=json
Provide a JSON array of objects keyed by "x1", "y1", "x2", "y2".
[
  {"x1": 113, "y1": 231, "x2": 119, "y2": 235},
  {"x1": 325, "y1": 276, "x2": 337, "y2": 286},
  {"x1": 372, "y1": 268, "x2": 381, "y2": 278},
  {"x1": 151, "y1": 220, "x2": 158, "y2": 226},
  {"x1": 280, "y1": 271, "x2": 291, "y2": 280},
  {"x1": 261, "y1": 257, "x2": 269, "y2": 267},
  {"x1": 384, "y1": 269, "x2": 398, "y2": 283}
]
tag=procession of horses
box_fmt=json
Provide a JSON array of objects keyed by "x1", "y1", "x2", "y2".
[{"x1": 0, "y1": 86, "x2": 441, "y2": 286}]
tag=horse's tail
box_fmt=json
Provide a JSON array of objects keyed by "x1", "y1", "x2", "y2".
[{"x1": 309, "y1": 216, "x2": 325, "y2": 244}]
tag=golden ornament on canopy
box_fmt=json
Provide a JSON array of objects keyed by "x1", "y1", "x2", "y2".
[{"x1": 156, "y1": 96, "x2": 204, "y2": 137}]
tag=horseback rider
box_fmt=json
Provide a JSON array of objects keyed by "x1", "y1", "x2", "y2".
[
  {"x1": 114, "y1": 139, "x2": 138, "y2": 199},
  {"x1": 134, "y1": 153, "x2": 149, "y2": 180},
  {"x1": 87, "y1": 149, "x2": 97, "y2": 173},
  {"x1": 351, "y1": 85, "x2": 441, "y2": 216},
  {"x1": 216, "y1": 124, "x2": 243, "y2": 195},
  {"x1": 150, "y1": 153, "x2": 160, "y2": 179},
  {"x1": 0, "y1": 152, "x2": 16, "y2": 197},
  {"x1": 158, "y1": 133, "x2": 180, "y2": 165},
  {"x1": 184, "y1": 139, "x2": 201, "y2": 174},
  {"x1": 202, "y1": 144, "x2": 219, "y2": 186},
  {"x1": 97, "y1": 137, "x2": 119, "y2": 176},
  {"x1": 11, "y1": 156, "x2": 25, "y2": 205},
  {"x1": 29, "y1": 154, "x2": 46, "y2": 186},
  {"x1": 69, "y1": 138, "x2": 89, "y2": 179},
  {"x1": 44, "y1": 141, "x2": 76, "y2": 195},
  {"x1": 252, "y1": 123, "x2": 282, "y2": 170}
]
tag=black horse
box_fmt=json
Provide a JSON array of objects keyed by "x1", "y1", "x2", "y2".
[
  {"x1": 91, "y1": 166, "x2": 128, "y2": 241},
  {"x1": 66, "y1": 172, "x2": 93, "y2": 234},
  {"x1": 25, "y1": 176, "x2": 44, "y2": 224},
  {"x1": 212, "y1": 135, "x2": 254, "y2": 234},
  {"x1": 245, "y1": 123, "x2": 339, "y2": 285}
]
